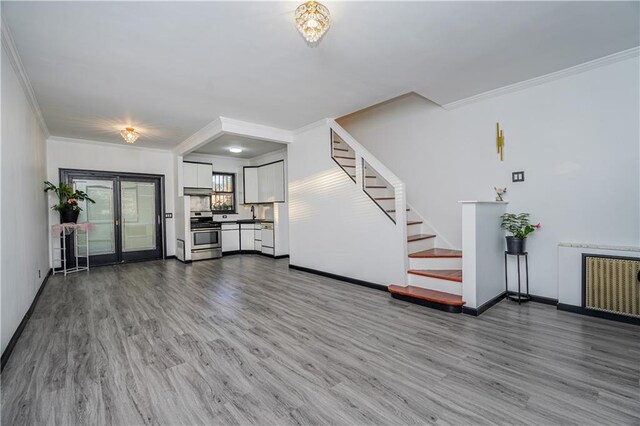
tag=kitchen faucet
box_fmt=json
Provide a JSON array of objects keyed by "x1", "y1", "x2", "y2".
[{"x1": 251, "y1": 205, "x2": 256, "y2": 220}]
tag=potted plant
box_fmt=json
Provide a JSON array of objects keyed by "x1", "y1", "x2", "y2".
[
  {"x1": 44, "y1": 181, "x2": 95, "y2": 224},
  {"x1": 500, "y1": 212, "x2": 540, "y2": 254}
]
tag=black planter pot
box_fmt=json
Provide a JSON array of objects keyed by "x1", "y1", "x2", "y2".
[
  {"x1": 60, "y1": 209, "x2": 80, "y2": 224},
  {"x1": 506, "y1": 236, "x2": 526, "y2": 254}
]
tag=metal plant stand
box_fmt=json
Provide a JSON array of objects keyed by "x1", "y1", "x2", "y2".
[
  {"x1": 504, "y1": 251, "x2": 530, "y2": 304},
  {"x1": 52, "y1": 223, "x2": 90, "y2": 276}
]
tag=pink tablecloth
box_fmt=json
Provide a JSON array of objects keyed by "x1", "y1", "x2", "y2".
[{"x1": 51, "y1": 222, "x2": 93, "y2": 237}]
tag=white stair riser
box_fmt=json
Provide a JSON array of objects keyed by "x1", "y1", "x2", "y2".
[
  {"x1": 407, "y1": 274, "x2": 463, "y2": 295},
  {"x1": 406, "y1": 222, "x2": 423, "y2": 231},
  {"x1": 408, "y1": 257, "x2": 462, "y2": 270},
  {"x1": 407, "y1": 237, "x2": 436, "y2": 252}
]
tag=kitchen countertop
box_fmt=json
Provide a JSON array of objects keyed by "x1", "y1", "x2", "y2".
[{"x1": 219, "y1": 219, "x2": 274, "y2": 224}]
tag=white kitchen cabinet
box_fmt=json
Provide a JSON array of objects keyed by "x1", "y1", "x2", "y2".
[
  {"x1": 240, "y1": 227, "x2": 255, "y2": 251},
  {"x1": 243, "y1": 161, "x2": 285, "y2": 203},
  {"x1": 183, "y1": 162, "x2": 213, "y2": 189},
  {"x1": 261, "y1": 224, "x2": 274, "y2": 256},
  {"x1": 221, "y1": 224, "x2": 239, "y2": 253},
  {"x1": 257, "y1": 165, "x2": 272, "y2": 202},
  {"x1": 183, "y1": 162, "x2": 199, "y2": 188},
  {"x1": 254, "y1": 228, "x2": 262, "y2": 251},
  {"x1": 197, "y1": 163, "x2": 213, "y2": 189},
  {"x1": 244, "y1": 167, "x2": 259, "y2": 203},
  {"x1": 272, "y1": 162, "x2": 285, "y2": 202}
]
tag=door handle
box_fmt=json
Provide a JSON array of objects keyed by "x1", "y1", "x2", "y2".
[{"x1": 115, "y1": 219, "x2": 120, "y2": 226}]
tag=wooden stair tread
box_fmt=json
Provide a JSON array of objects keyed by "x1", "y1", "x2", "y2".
[
  {"x1": 407, "y1": 234, "x2": 436, "y2": 242},
  {"x1": 409, "y1": 248, "x2": 462, "y2": 258},
  {"x1": 334, "y1": 147, "x2": 349, "y2": 152},
  {"x1": 334, "y1": 155, "x2": 355, "y2": 160},
  {"x1": 341, "y1": 164, "x2": 356, "y2": 168},
  {"x1": 408, "y1": 269, "x2": 462, "y2": 282},
  {"x1": 350, "y1": 175, "x2": 377, "y2": 178},
  {"x1": 366, "y1": 185, "x2": 387, "y2": 189},
  {"x1": 374, "y1": 197, "x2": 395, "y2": 200},
  {"x1": 388, "y1": 285, "x2": 465, "y2": 306},
  {"x1": 407, "y1": 220, "x2": 423, "y2": 226}
]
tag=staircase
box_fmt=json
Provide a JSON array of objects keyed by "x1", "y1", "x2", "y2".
[{"x1": 331, "y1": 125, "x2": 466, "y2": 313}]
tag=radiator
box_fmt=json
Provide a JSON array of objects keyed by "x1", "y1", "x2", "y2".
[{"x1": 583, "y1": 255, "x2": 640, "y2": 318}]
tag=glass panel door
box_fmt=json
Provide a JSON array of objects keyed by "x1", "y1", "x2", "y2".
[
  {"x1": 72, "y1": 178, "x2": 118, "y2": 264},
  {"x1": 62, "y1": 170, "x2": 164, "y2": 265},
  {"x1": 120, "y1": 179, "x2": 162, "y2": 261}
]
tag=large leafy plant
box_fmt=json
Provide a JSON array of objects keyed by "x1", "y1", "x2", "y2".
[
  {"x1": 44, "y1": 181, "x2": 95, "y2": 213},
  {"x1": 500, "y1": 213, "x2": 540, "y2": 239}
]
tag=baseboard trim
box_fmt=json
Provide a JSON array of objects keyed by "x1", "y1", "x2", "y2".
[
  {"x1": 463, "y1": 291, "x2": 507, "y2": 316},
  {"x1": 274, "y1": 254, "x2": 290, "y2": 260},
  {"x1": 288, "y1": 264, "x2": 387, "y2": 292},
  {"x1": 165, "y1": 255, "x2": 177, "y2": 260},
  {"x1": 1, "y1": 268, "x2": 52, "y2": 371},
  {"x1": 463, "y1": 292, "x2": 559, "y2": 316},
  {"x1": 529, "y1": 294, "x2": 558, "y2": 306},
  {"x1": 557, "y1": 303, "x2": 640, "y2": 326}
]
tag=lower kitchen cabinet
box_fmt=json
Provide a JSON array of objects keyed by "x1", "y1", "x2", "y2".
[
  {"x1": 240, "y1": 226, "x2": 256, "y2": 252},
  {"x1": 222, "y1": 224, "x2": 240, "y2": 253}
]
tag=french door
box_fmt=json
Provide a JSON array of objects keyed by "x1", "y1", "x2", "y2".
[{"x1": 61, "y1": 169, "x2": 164, "y2": 266}]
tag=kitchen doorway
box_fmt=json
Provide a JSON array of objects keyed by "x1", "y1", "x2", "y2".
[{"x1": 60, "y1": 169, "x2": 165, "y2": 266}]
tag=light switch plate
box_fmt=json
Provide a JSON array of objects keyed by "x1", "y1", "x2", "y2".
[
  {"x1": 165, "y1": 213, "x2": 173, "y2": 218},
  {"x1": 512, "y1": 171, "x2": 525, "y2": 182}
]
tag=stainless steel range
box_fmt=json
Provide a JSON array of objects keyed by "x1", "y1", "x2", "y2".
[{"x1": 190, "y1": 211, "x2": 222, "y2": 260}]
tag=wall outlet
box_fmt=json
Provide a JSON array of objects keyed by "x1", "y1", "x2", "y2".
[
  {"x1": 165, "y1": 213, "x2": 173, "y2": 219},
  {"x1": 512, "y1": 171, "x2": 525, "y2": 182}
]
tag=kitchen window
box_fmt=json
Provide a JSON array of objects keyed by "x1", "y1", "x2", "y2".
[{"x1": 211, "y1": 172, "x2": 236, "y2": 213}]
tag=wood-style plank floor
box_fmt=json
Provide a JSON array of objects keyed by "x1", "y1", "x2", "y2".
[{"x1": 1, "y1": 255, "x2": 639, "y2": 425}]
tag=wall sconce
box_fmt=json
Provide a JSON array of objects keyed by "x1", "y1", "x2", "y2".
[{"x1": 496, "y1": 122, "x2": 504, "y2": 161}]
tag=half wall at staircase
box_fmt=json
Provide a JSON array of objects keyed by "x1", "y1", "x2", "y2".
[{"x1": 288, "y1": 122, "x2": 406, "y2": 287}]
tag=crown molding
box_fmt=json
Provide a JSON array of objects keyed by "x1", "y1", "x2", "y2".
[
  {"x1": 441, "y1": 46, "x2": 640, "y2": 110},
  {"x1": 47, "y1": 136, "x2": 173, "y2": 153},
  {"x1": 292, "y1": 118, "x2": 328, "y2": 136},
  {"x1": 1, "y1": 17, "x2": 50, "y2": 137}
]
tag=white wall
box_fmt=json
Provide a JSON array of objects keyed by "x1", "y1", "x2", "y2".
[
  {"x1": 1, "y1": 45, "x2": 50, "y2": 353},
  {"x1": 558, "y1": 244, "x2": 640, "y2": 306},
  {"x1": 288, "y1": 123, "x2": 405, "y2": 286},
  {"x1": 338, "y1": 56, "x2": 640, "y2": 299},
  {"x1": 46, "y1": 138, "x2": 176, "y2": 257}
]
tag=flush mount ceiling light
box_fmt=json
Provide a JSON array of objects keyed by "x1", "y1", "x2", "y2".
[
  {"x1": 229, "y1": 147, "x2": 243, "y2": 153},
  {"x1": 120, "y1": 127, "x2": 139, "y2": 144},
  {"x1": 295, "y1": 1, "x2": 331, "y2": 44}
]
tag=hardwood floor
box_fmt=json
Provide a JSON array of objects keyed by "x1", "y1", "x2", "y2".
[{"x1": 1, "y1": 255, "x2": 639, "y2": 425}]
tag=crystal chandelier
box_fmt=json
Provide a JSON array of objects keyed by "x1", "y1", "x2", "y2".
[
  {"x1": 295, "y1": 1, "x2": 331, "y2": 44},
  {"x1": 120, "y1": 127, "x2": 139, "y2": 144}
]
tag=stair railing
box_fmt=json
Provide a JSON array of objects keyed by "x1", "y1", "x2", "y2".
[{"x1": 328, "y1": 119, "x2": 409, "y2": 282}]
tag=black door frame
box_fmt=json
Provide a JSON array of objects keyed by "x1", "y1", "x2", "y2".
[{"x1": 60, "y1": 168, "x2": 166, "y2": 265}]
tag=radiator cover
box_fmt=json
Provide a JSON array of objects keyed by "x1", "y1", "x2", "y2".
[{"x1": 582, "y1": 254, "x2": 640, "y2": 318}]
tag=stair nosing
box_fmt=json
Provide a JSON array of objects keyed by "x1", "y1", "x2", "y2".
[
  {"x1": 407, "y1": 234, "x2": 436, "y2": 242},
  {"x1": 388, "y1": 285, "x2": 465, "y2": 306},
  {"x1": 409, "y1": 249, "x2": 462, "y2": 258},
  {"x1": 407, "y1": 269, "x2": 463, "y2": 283}
]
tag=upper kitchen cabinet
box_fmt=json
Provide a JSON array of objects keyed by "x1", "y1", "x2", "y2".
[
  {"x1": 243, "y1": 160, "x2": 285, "y2": 204},
  {"x1": 244, "y1": 167, "x2": 259, "y2": 203},
  {"x1": 183, "y1": 161, "x2": 213, "y2": 191}
]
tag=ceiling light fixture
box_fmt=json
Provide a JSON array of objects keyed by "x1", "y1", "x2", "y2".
[
  {"x1": 229, "y1": 148, "x2": 243, "y2": 153},
  {"x1": 295, "y1": 1, "x2": 331, "y2": 44},
  {"x1": 120, "y1": 127, "x2": 139, "y2": 144}
]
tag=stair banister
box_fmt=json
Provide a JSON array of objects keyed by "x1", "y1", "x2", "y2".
[{"x1": 328, "y1": 119, "x2": 409, "y2": 284}]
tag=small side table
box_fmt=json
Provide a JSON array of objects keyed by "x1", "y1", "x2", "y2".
[
  {"x1": 52, "y1": 223, "x2": 91, "y2": 276},
  {"x1": 504, "y1": 251, "x2": 530, "y2": 304}
]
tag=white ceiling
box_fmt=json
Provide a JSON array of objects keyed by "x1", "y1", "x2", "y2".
[
  {"x1": 3, "y1": 1, "x2": 639, "y2": 149},
  {"x1": 193, "y1": 133, "x2": 286, "y2": 159}
]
